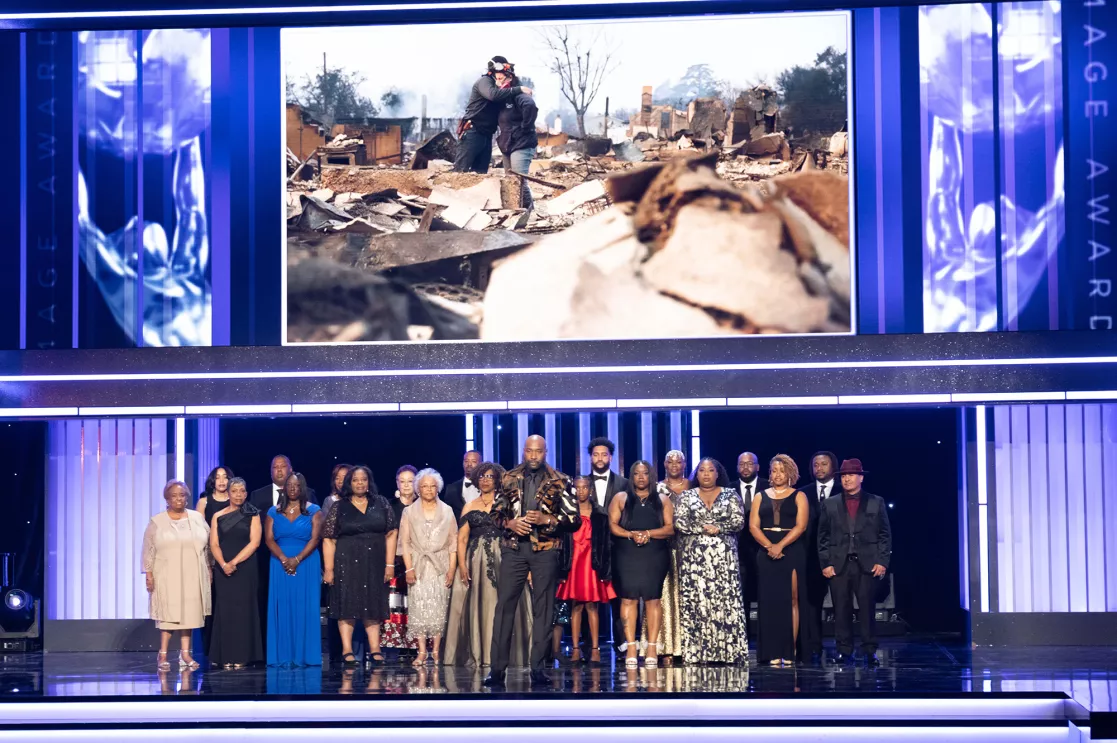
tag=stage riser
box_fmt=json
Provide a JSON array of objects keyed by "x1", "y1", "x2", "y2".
[
  {"x1": 0, "y1": 725, "x2": 1088, "y2": 743},
  {"x1": 0, "y1": 697, "x2": 1072, "y2": 724}
]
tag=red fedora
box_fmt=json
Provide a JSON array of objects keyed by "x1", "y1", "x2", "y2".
[{"x1": 836, "y1": 459, "x2": 868, "y2": 476}]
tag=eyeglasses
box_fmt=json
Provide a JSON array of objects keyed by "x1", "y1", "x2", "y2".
[{"x1": 477, "y1": 474, "x2": 496, "y2": 480}]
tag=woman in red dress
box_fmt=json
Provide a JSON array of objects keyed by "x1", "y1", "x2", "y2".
[{"x1": 557, "y1": 476, "x2": 616, "y2": 664}]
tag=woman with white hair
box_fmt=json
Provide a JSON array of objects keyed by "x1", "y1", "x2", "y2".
[
  {"x1": 400, "y1": 468, "x2": 457, "y2": 666},
  {"x1": 142, "y1": 479, "x2": 211, "y2": 671}
]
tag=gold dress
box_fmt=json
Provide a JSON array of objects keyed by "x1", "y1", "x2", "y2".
[{"x1": 641, "y1": 481, "x2": 682, "y2": 656}]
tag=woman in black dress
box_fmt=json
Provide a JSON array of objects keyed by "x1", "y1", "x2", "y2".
[
  {"x1": 749, "y1": 454, "x2": 809, "y2": 666},
  {"x1": 196, "y1": 465, "x2": 233, "y2": 651},
  {"x1": 207, "y1": 477, "x2": 264, "y2": 668},
  {"x1": 608, "y1": 461, "x2": 675, "y2": 668},
  {"x1": 323, "y1": 465, "x2": 399, "y2": 668}
]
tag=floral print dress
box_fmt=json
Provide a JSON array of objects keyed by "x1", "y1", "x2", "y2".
[{"x1": 675, "y1": 487, "x2": 749, "y2": 665}]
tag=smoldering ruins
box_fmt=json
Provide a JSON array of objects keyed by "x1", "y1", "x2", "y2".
[{"x1": 285, "y1": 82, "x2": 851, "y2": 343}]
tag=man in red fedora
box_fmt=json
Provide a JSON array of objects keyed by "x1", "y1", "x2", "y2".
[{"x1": 817, "y1": 458, "x2": 891, "y2": 665}]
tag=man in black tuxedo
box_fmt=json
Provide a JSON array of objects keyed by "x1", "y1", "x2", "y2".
[
  {"x1": 818, "y1": 459, "x2": 891, "y2": 665},
  {"x1": 799, "y1": 451, "x2": 839, "y2": 663},
  {"x1": 734, "y1": 451, "x2": 768, "y2": 614},
  {"x1": 249, "y1": 454, "x2": 316, "y2": 640},
  {"x1": 443, "y1": 450, "x2": 482, "y2": 523},
  {"x1": 585, "y1": 437, "x2": 628, "y2": 655}
]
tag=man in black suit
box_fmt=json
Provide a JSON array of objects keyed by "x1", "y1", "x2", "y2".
[
  {"x1": 585, "y1": 437, "x2": 628, "y2": 655},
  {"x1": 818, "y1": 459, "x2": 891, "y2": 665},
  {"x1": 249, "y1": 454, "x2": 316, "y2": 640},
  {"x1": 249, "y1": 454, "x2": 318, "y2": 512},
  {"x1": 799, "y1": 451, "x2": 839, "y2": 663},
  {"x1": 443, "y1": 450, "x2": 482, "y2": 523},
  {"x1": 734, "y1": 451, "x2": 768, "y2": 615}
]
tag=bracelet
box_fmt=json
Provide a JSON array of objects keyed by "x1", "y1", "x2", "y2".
[{"x1": 404, "y1": 568, "x2": 414, "y2": 573}]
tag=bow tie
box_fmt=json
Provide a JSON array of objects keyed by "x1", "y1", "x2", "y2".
[
  {"x1": 593, "y1": 475, "x2": 608, "y2": 481},
  {"x1": 463, "y1": 479, "x2": 472, "y2": 486}
]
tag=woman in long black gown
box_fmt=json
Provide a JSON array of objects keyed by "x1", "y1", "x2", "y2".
[
  {"x1": 749, "y1": 454, "x2": 809, "y2": 666},
  {"x1": 608, "y1": 461, "x2": 674, "y2": 669},
  {"x1": 323, "y1": 465, "x2": 399, "y2": 668},
  {"x1": 208, "y1": 477, "x2": 264, "y2": 668},
  {"x1": 196, "y1": 465, "x2": 234, "y2": 651}
]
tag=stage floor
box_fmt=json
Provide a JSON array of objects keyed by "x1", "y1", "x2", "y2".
[{"x1": 0, "y1": 639, "x2": 1114, "y2": 741}]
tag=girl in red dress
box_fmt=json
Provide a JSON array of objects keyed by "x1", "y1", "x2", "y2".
[{"x1": 557, "y1": 476, "x2": 617, "y2": 664}]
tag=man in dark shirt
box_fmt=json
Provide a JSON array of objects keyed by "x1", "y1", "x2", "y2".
[
  {"x1": 817, "y1": 459, "x2": 891, "y2": 665},
  {"x1": 484, "y1": 435, "x2": 577, "y2": 689},
  {"x1": 454, "y1": 56, "x2": 533, "y2": 174}
]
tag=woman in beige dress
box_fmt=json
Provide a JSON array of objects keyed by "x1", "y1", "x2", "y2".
[
  {"x1": 143, "y1": 479, "x2": 211, "y2": 671},
  {"x1": 400, "y1": 468, "x2": 457, "y2": 666}
]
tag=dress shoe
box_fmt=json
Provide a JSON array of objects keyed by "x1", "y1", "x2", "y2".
[
  {"x1": 836, "y1": 653, "x2": 854, "y2": 664},
  {"x1": 529, "y1": 670, "x2": 552, "y2": 688},
  {"x1": 482, "y1": 671, "x2": 506, "y2": 688},
  {"x1": 865, "y1": 653, "x2": 881, "y2": 667}
]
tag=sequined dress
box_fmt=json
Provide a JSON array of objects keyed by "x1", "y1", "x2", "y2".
[{"x1": 443, "y1": 508, "x2": 532, "y2": 666}]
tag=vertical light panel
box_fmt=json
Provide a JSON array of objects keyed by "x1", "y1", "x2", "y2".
[
  {"x1": 639, "y1": 412, "x2": 655, "y2": 467},
  {"x1": 690, "y1": 410, "x2": 702, "y2": 470},
  {"x1": 1065, "y1": 404, "x2": 1088, "y2": 611},
  {"x1": 1104, "y1": 407, "x2": 1117, "y2": 611},
  {"x1": 480, "y1": 414, "x2": 495, "y2": 465},
  {"x1": 47, "y1": 418, "x2": 171, "y2": 620},
  {"x1": 515, "y1": 414, "x2": 528, "y2": 464},
  {"x1": 544, "y1": 414, "x2": 556, "y2": 468},
  {"x1": 975, "y1": 406, "x2": 989, "y2": 613},
  {"x1": 1046, "y1": 406, "x2": 1069, "y2": 612},
  {"x1": 606, "y1": 413, "x2": 620, "y2": 473},
  {"x1": 174, "y1": 417, "x2": 186, "y2": 482},
  {"x1": 577, "y1": 413, "x2": 591, "y2": 477},
  {"x1": 1083, "y1": 405, "x2": 1106, "y2": 612},
  {"x1": 195, "y1": 417, "x2": 221, "y2": 498},
  {"x1": 1026, "y1": 406, "x2": 1051, "y2": 611},
  {"x1": 668, "y1": 411, "x2": 683, "y2": 454},
  {"x1": 464, "y1": 413, "x2": 475, "y2": 453},
  {"x1": 993, "y1": 405, "x2": 1015, "y2": 611}
]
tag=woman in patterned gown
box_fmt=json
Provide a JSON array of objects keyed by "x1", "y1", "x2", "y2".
[
  {"x1": 675, "y1": 457, "x2": 749, "y2": 665},
  {"x1": 443, "y1": 462, "x2": 531, "y2": 667},
  {"x1": 400, "y1": 468, "x2": 457, "y2": 666}
]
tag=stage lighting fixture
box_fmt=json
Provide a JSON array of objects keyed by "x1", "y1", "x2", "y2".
[
  {"x1": 4, "y1": 589, "x2": 30, "y2": 612},
  {"x1": 0, "y1": 588, "x2": 40, "y2": 651}
]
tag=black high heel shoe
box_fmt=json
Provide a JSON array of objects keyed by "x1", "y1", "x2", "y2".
[{"x1": 342, "y1": 652, "x2": 359, "y2": 668}]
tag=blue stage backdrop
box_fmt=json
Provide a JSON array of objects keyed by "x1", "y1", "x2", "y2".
[{"x1": 0, "y1": 1, "x2": 1104, "y2": 350}]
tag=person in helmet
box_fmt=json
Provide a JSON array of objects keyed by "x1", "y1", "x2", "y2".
[{"x1": 453, "y1": 56, "x2": 534, "y2": 173}]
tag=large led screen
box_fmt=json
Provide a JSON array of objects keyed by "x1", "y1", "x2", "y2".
[{"x1": 281, "y1": 14, "x2": 854, "y2": 343}]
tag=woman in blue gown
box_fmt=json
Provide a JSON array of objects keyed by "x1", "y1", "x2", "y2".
[{"x1": 265, "y1": 472, "x2": 324, "y2": 667}]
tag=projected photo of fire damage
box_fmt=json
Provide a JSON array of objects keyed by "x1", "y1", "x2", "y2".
[{"x1": 283, "y1": 14, "x2": 852, "y2": 344}]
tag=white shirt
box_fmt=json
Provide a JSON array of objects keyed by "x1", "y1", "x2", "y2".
[
  {"x1": 738, "y1": 477, "x2": 759, "y2": 499},
  {"x1": 462, "y1": 478, "x2": 480, "y2": 504},
  {"x1": 815, "y1": 480, "x2": 834, "y2": 502},
  {"x1": 592, "y1": 473, "x2": 609, "y2": 508},
  {"x1": 272, "y1": 484, "x2": 282, "y2": 507}
]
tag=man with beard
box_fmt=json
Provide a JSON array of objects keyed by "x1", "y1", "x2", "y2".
[
  {"x1": 484, "y1": 435, "x2": 578, "y2": 688},
  {"x1": 585, "y1": 437, "x2": 628, "y2": 654},
  {"x1": 443, "y1": 449, "x2": 481, "y2": 523},
  {"x1": 734, "y1": 452, "x2": 768, "y2": 614},
  {"x1": 454, "y1": 56, "x2": 534, "y2": 173},
  {"x1": 800, "y1": 451, "x2": 839, "y2": 663}
]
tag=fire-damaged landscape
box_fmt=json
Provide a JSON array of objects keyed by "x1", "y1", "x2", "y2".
[{"x1": 283, "y1": 17, "x2": 852, "y2": 344}]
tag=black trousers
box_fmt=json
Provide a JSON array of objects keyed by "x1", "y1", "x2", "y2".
[
  {"x1": 453, "y1": 129, "x2": 493, "y2": 173},
  {"x1": 491, "y1": 545, "x2": 560, "y2": 673},
  {"x1": 830, "y1": 557, "x2": 878, "y2": 655},
  {"x1": 800, "y1": 555, "x2": 826, "y2": 657}
]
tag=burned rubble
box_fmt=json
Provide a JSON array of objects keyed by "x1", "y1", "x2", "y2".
[{"x1": 286, "y1": 87, "x2": 850, "y2": 343}]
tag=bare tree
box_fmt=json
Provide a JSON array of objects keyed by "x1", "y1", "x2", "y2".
[{"x1": 539, "y1": 26, "x2": 618, "y2": 138}]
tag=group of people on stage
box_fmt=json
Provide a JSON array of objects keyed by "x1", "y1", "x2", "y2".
[{"x1": 140, "y1": 437, "x2": 892, "y2": 680}]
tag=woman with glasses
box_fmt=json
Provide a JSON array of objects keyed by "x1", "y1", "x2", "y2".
[{"x1": 443, "y1": 462, "x2": 532, "y2": 667}]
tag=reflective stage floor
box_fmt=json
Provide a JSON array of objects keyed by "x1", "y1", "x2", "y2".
[{"x1": 1, "y1": 638, "x2": 1114, "y2": 742}]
